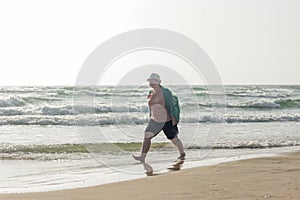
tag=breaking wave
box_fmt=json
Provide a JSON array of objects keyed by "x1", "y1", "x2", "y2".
[
  {"x1": 0, "y1": 113, "x2": 299, "y2": 126},
  {"x1": 1, "y1": 141, "x2": 299, "y2": 160},
  {"x1": 0, "y1": 96, "x2": 26, "y2": 107},
  {"x1": 195, "y1": 98, "x2": 300, "y2": 109}
]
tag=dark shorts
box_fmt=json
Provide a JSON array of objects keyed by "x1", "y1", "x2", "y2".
[{"x1": 145, "y1": 119, "x2": 178, "y2": 139}]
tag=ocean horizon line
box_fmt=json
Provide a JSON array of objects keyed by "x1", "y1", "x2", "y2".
[{"x1": 0, "y1": 83, "x2": 300, "y2": 87}]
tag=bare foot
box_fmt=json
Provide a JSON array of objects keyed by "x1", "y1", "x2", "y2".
[
  {"x1": 132, "y1": 155, "x2": 145, "y2": 162},
  {"x1": 177, "y1": 153, "x2": 186, "y2": 160}
]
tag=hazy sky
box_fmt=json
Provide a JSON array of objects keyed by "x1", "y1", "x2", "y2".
[{"x1": 0, "y1": 0, "x2": 299, "y2": 86}]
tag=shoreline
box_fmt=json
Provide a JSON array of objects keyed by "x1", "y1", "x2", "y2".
[
  {"x1": 1, "y1": 151, "x2": 299, "y2": 200},
  {"x1": 1, "y1": 146, "x2": 299, "y2": 194}
]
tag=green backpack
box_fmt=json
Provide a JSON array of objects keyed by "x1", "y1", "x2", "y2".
[
  {"x1": 172, "y1": 95, "x2": 180, "y2": 122},
  {"x1": 162, "y1": 87, "x2": 180, "y2": 123}
]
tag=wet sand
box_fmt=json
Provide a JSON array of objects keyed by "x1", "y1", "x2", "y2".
[{"x1": 1, "y1": 152, "x2": 299, "y2": 200}]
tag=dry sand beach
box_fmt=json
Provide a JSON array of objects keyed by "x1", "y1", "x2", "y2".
[{"x1": 1, "y1": 151, "x2": 299, "y2": 200}]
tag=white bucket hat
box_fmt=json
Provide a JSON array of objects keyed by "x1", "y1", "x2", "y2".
[{"x1": 146, "y1": 73, "x2": 161, "y2": 84}]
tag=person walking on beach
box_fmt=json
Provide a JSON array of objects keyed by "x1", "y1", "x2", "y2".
[{"x1": 133, "y1": 73, "x2": 185, "y2": 162}]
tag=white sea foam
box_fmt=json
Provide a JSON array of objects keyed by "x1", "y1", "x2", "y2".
[
  {"x1": 230, "y1": 100, "x2": 281, "y2": 108},
  {"x1": 0, "y1": 96, "x2": 26, "y2": 107}
]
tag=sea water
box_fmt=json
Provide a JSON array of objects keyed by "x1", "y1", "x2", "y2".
[{"x1": 0, "y1": 85, "x2": 299, "y2": 193}]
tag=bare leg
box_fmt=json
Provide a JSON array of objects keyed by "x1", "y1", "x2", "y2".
[
  {"x1": 141, "y1": 138, "x2": 151, "y2": 153},
  {"x1": 133, "y1": 132, "x2": 154, "y2": 162},
  {"x1": 171, "y1": 136, "x2": 186, "y2": 160}
]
